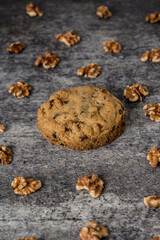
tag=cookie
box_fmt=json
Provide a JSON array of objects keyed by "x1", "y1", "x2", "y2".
[{"x1": 37, "y1": 85, "x2": 125, "y2": 150}]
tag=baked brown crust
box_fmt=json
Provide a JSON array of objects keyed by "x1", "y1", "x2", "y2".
[{"x1": 37, "y1": 85, "x2": 125, "y2": 150}]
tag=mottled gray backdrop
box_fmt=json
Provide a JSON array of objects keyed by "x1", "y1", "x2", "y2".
[{"x1": 0, "y1": 0, "x2": 160, "y2": 239}]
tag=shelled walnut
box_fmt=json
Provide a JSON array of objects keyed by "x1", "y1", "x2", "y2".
[
  {"x1": 76, "y1": 174, "x2": 104, "y2": 198},
  {"x1": 56, "y1": 31, "x2": 80, "y2": 47},
  {"x1": 80, "y1": 221, "x2": 109, "y2": 240},
  {"x1": 0, "y1": 124, "x2": 5, "y2": 132},
  {"x1": 144, "y1": 196, "x2": 160, "y2": 207},
  {"x1": 152, "y1": 235, "x2": 160, "y2": 240},
  {"x1": 26, "y1": 3, "x2": 43, "y2": 17},
  {"x1": 13, "y1": 237, "x2": 37, "y2": 240},
  {"x1": 0, "y1": 145, "x2": 12, "y2": 165},
  {"x1": 147, "y1": 147, "x2": 160, "y2": 168},
  {"x1": 7, "y1": 42, "x2": 25, "y2": 54},
  {"x1": 103, "y1": 40, "x2": 122, "y2": 54},
  {"x1": 35, "y1": 52, "x2": 60, "y2": 69},
  {"x1": 141, "y1": 49, "x2": 160, "y2": 63},
  {"x1": 8, "y1": 81, "x2": 32, "y2": 98},
  {"x1": 77, "y1": 63, "x2": 101, "y2": 78},
  {"x1": 143, "y1": 103, "x2": 160, "y2": 122},
  {"x1": 96, "y1": 5, "x2": 112, "y2": 19},
  {"x1": 124, "y1": 83, "x2": 149, "y2": 102},
  {"x1": 11, "y1": 177, "x2": 42, "y2": 195},
  {"x1": 145, "y1": 11, "x2": 160, "y2": 23}
]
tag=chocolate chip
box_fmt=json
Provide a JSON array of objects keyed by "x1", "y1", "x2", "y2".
[
  {"x1": 101, "y1": 88, "x2": 108, "y2": 93},
  {"x1": 60, "y1": 143, "x2": 64, "y2": 146},
  {"x1": 76, "y1": 123, "x2": 81, "y2": 129},
  {"x1": 42, "y1": 108, "x2": 46, "y2": 115},
  {"x1": 112, "y1": 126, "x2": 115, "y2": 131},
  {"x1": 53, "y1": 113, "x2": 60, "y2": 119},
  {"x1": 90, "y1": 144, "x2": 93, "y2": 149},
  {"x1": 82, "y1": 96, "x2": 86, "y2": 99},
  {"x1": 49, "y1": 100, "x2": 54, "y2": 108},
  {"x1": 119, "y1": 109, "x2": 123, "y2": 114},
  {"x1": 52, "y1": 132, "x2": 56, "y2": 138},
  {"x1": 80, "y1": 111, "x2": 85, "y2": 115},
  {"x1": 98, "y1": 124, "x2": 103, "y2": 129},
  {"x1": 65, "y1": 127, "x2": 71, "y2": 132},
  {"x1": 80, "y1": 135, "x2": 88, "y2": 141},
  {"x1": 91, "y1": 92, "x2": 97, "y2": 98},
  {"x1": 122, "y1": 122, "x2": 125, "y2": 127}
]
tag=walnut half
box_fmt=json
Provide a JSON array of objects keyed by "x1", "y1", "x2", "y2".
[
  {"x1": 13, "y1": 237, "x2": 37, "y2": 240},
  {"x1": 12, "y1": 177, "x2": 42, "y2": 195},
  {"x1": 96, "y1": 5, "x2": 112, "y2": 19},
  {"x1": 152, "y1": 235, "x2": 160, "y2": 240},
  {"x1": 0, "y1": 124, "x2": 5, "y2": 133},
  {"x1": 144, "y1": 196, "x2": 160, "y2": 207},
  {"x1": 7, "y1": 42, "x2": 25, "y2": 54},
  {"x1": 35, "y1": 52, "x2": 60, "y2": 69},
  {"x1": 26, "y1": 3, "x2": 43, "y2": 17},
  {"x1": 124, "y1": 83, "x2": 149, "y2": 102},
  {"x1": 141, "y1": 49, "x2": 160, "y2": 63},
  {"x1": 80, "y1": 221, "x2": 109, "y2": 240},
  {"x1": 0, "y1": 145, "x2": 12, "y2": 165},
  {"x1": 77, "y1": 63, "x2": 101, "y2": 78},
  {"x1": 145, "y1": 11, "x2": 160, "y2": 23},
  {"x1": 76, "y1": 174, "x2": 104, "y2": 198},
  {"x1": 143, "y1": 103, "x2": 160, "y2": 122},
  {"x1": 8, "y1": 81, "x2": 32, "y2": 98},
  {"x1": 56, "y1": 31, "x2": 80, "y2": 47},
  {"x1": 103, "y1": 40, "x2": 122, "y2": 54},
  {"x1": 147, "y1": 147, "x2": 160, "y2": 168}
]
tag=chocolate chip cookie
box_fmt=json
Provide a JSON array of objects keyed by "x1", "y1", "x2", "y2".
[{"x1": 37, "y1": 85, "x2": 125, "y2": 150}]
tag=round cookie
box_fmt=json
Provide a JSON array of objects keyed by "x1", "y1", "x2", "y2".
[{"x1": 37, "y1": 85, "x2": 125, "y2": 150}]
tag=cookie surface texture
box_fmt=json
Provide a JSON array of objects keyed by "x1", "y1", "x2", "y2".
[{"x1": 37, "y1": 85, "x2": 125, "y2": 150}]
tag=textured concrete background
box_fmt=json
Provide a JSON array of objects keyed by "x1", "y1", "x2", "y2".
[{"x1": 0, "y1": 0, "x2": 160, "y2": 239}]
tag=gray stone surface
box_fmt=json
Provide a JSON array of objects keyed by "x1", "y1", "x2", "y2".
[{"x1": 0, "y1": 0, "x2": 160, "y2": 239}]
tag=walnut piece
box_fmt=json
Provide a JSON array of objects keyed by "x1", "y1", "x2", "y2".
[
  {"x1": 0, "y1": 124, "x2": 5, "y2": 132},
  {"x1": 77, "y1": 63, "x2": 101, "y2": 78},
  {"x1": 141, "y1": 51, "x2": 150, "y2": 62},
  {"x1": 141, "y1": 49, "x2": 160, "y2": 63},
  {"x1": 56, "y1": 31, "x2": 80, "y2": 47},
  {"x1": 0, "y1": 145, "x2": 12, "y2": 165},
  {"x1": 80, "y1": 221, "x2": 109, "y2": 240},
  {"x1": 124, "y1": 83, "x2": 149, "y2": 102},
  {"x1": 145, "y1": 12, "x2": 160, "y2": 23},
  {"x1": 147, "y1": 147, "x2": 160, "y2": 168},
  {"x1": 12, "y1": 177, "x2": 42, "y2": 195},
  {"x1": 76, "y1": 174, "x2": 104, "y2": 198},
  {"x1": 35, "y1": 52, "x2": 60, "y2": 69},
  {"x1": 26, "y1": 3, "x2": 43, "y2": 17},
  {"x1": 8, "y1": 81, "x2": 32, "y2": 99},
  {"x1": 153, "y1": 235, "x2": 160, "y2": 240},
  {"x1": 7, "y1": 42, "x2": 25, "y2": 54},
  {"x1": 143, "y1": 103, "x2": 160, "y2": 122},
  {"x1": 13, "y1": 237, "x2": 37, "y2": 240},
  {"x1": 96, "y1": 5, "x2": 112, "y2": 19},
  {"x1": 144, "y1": 196, "x2": 160, "y2": 207},
  {"x1": 103, "y1": 40, "x2": 122, "y2": 54}
]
